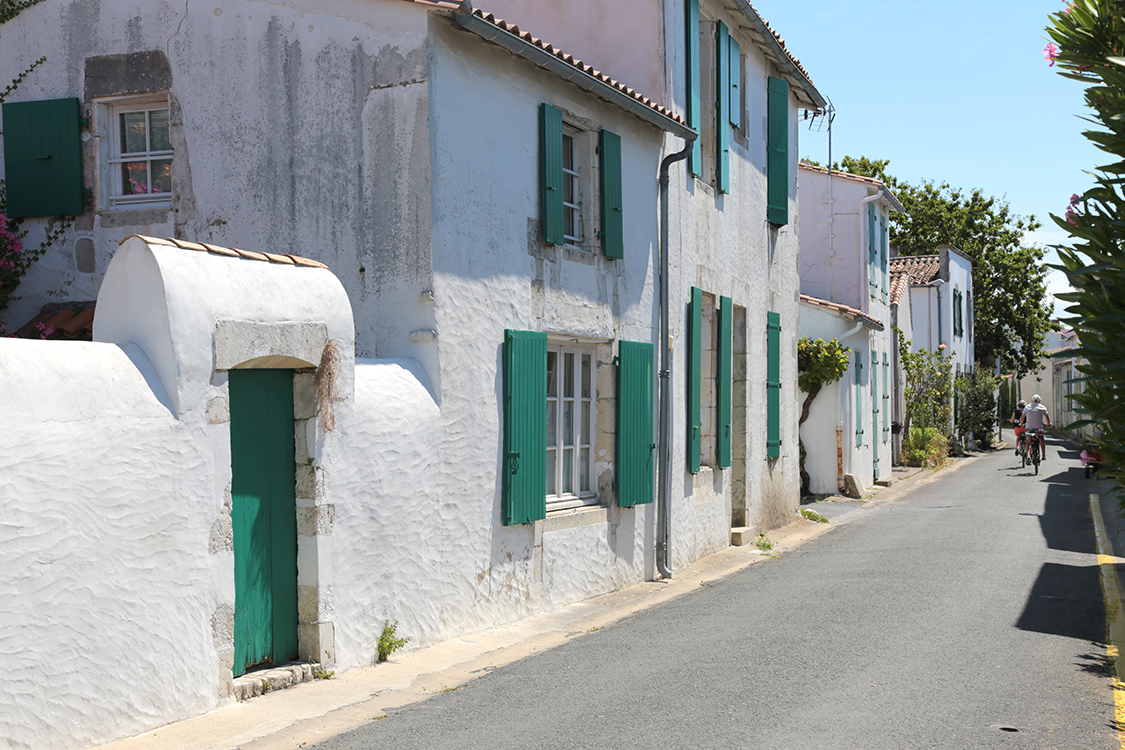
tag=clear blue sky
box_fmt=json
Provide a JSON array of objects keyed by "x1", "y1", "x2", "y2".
[{"x1": 759, "y1": 0, "x2": 1097, "y2": 318}]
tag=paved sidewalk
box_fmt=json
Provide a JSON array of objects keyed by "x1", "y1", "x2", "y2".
[{"x1": 95, "y1": 457, "x2": 976, "y2": 750}]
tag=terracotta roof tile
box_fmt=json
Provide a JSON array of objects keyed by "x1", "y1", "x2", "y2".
[
  {"x1": 749, "y1": 5, "x2": 817, "y2": 89},
  {"x1": 10, "y1": 302, "x2": 96, "y2": 341},
  {"x1": 889, "y1": 254, "x2": 940, "y2": 285},
  {"x1": 799, "y1": 294, "x2": 884, "y2": 331},
  {"x1": 121, "y1": 235, "x2": 329, "y2": 269},
  {"x1": 464, "y1": 8, "x2": 688, "y2": 127}
]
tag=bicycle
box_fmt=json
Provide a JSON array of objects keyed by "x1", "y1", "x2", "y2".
[{"x1": 1026, "y1": 428, "x2": 1044, "y2": 475}]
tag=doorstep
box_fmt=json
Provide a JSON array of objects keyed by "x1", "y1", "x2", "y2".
[{"x1": 232, "y1": 662, "x2": 322, "y2": 701}]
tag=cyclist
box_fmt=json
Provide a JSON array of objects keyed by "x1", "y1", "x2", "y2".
[
  {"x1": 1020, "y1": 394, "x2": 1051, "y2": 461},
  {"x1": 1011, "y1": 399, "x2": 1027, "y2": 456}
]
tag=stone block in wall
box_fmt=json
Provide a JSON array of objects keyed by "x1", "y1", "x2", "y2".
[{"x1": 293, "y1": 372, "x2": 317, "y2": 419}]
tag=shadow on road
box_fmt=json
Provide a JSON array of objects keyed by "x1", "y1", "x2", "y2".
[{"x1": 1014, "y1": 437, "x2": 1106, "y2": 643}]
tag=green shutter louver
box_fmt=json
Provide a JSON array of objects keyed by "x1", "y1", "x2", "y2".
[
  {"x1": 540, "y1": 103, "x2": 564, "y2": 246},
  {"x1": 880, "y1": 215, "x2": 889, "y2": 304},
  {"x1": 502, "y1": 330, "x2": 547, "y2": 525},
  {"x1": 766, "y1": 77, "x2": 789, "y2": 226},
  {"x1": 599, "y1": 129, "x2": 624, "y2": 259},
  {"x1": 717, "y1": 296, "x2": 733, "y2": 467},
  {"x1": 854, "y1": 352, "x2": 864, "y2": 447},
  {"x1": 2, "y1": 98, "x2": 84, "y2": 218},
  {"x1": 882, "y1": 352, "x2": 890, "y2": 443},
  {"x1": 871, "y1": 349, "x2": 880, "y2": 478},
  {"x1": 868, "y1": 204, "x2": 878, "y2": 297},
  {"x1": 715, "y1": 21, "x2": 730, "y2": 194},
  {"x1": 688, "y1": 286, "x2": 703, "y2": 473},
  {"x1": 766, "y1": 311, "x2": 781, "y2": 458},
  {"x1": 729, "y1": 37, "x2": 741, "y2": 129},
  {"x1": 617, "y1": 340, "x2": 655, "y2": 507},
  {"x1": 686, "y1": 0, "x2": 701, "y2": 177}
]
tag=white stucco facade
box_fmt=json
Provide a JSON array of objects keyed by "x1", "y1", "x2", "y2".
[
  {"x1": 0, "y1": 2, "x2": 828, "y2": 746},
  {"x1": 797, "y1": 165, "x2": 899, "y2": 493},
  {"x1": 906, "y1": 245, "x2": 975, "y2": 374}
]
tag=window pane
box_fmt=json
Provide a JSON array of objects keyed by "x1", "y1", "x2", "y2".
[
  {"x1": 121, "y1": 162, "x2": 149, "y2": 195},
  {"x1": 562, "y1": 448, "x2": 573, "y2": 494},
  {"x1": 546, "y1": 448, "x2": 556, "y2": 495},
  {"x1": 120, "y1": 112, "x2": 147, "y2": 154},
  {"x1": 149, "y1": 109, "x2": 171, "y2": 151},
  {"x1": 581, "y1": 355, "x2": 591, "y2": 398},
  {"x1": 564, "y1": 353, "x2": 574, "y2": 397},
  {"x1": 151, "y1": 159, "x2": 172, "y2": 194},
  {"x1": 546, "y1": 400, "x2": 556, "y2": 448},
  {"x1": 546, "y1": 351, "x2": 557, "y2": 397},
  {"x1": 563, "y1": 401, "x2": 573, "y2": 447},
  {"x1": 563, "y1": 133, "x2": 574, "y2": 171},
  {"x1": 580, "y1": 447, "x2": 590, "y2": 492},
  {"x1": 564, "y1": 206, "x2": 576, "y2": 240},
  {"x1": 581, "y1": 401, "x2": 590, "y2": 439}
]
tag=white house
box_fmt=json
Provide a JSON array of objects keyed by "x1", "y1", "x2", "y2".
[
  {"x1": 0, "y1": 1, "x2": 827, "y2": 746},
  {"x1": 797, "y1": 163, "x2": 902, "y2": 493}
]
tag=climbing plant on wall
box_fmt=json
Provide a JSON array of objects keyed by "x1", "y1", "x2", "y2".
[{"x1": 797, "y1": 336, "x2": 850, "y2": 495}]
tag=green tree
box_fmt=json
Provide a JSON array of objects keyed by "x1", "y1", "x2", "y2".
[
  {"x1": 833, "y1": 156, "x2": 1052, "y2": 377},
  {"x1": 1045, "y1": 0, "x2": 1125, "y2": 494},
  {"x1": 955, "y1": 364, "x2": 999, "y2": 447}
]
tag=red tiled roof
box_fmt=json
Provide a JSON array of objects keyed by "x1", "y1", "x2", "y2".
[
  {"x1": 800, "y1": 294, "x2": 884, "y2": 331},
  {"x1": 122, "y1": 235, "x2": 329, "y2": 269},
  {"x1": 11, "y1": 302, "x2": 96, "y2": 341},
  {"x1": 889, "y1": 254, "x2": 939, "y2": 284},
  {"x1": 457, "y1": 8, "x2": 687, "y2": 128},
  {"x1": 752, "y1": 6, "x2": 816, "y2": 88}
]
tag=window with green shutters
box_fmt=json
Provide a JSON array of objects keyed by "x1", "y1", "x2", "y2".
[
  {"x1": 503, "y1": 330, "x2": 548, "y2": 525},
  {"x1": 599, "y1": 129, "x2": 624, "y2": 259},
  {"x1": 540, "y1": 104, "x2": 565, "y2": 246},
  {"x1": 688, "y1": 286, "x2": 703, "y2": 473},
  {"x1": 953, "y1": 289, "x2": 963, "y2": 337},
  {"x1": 854, "y1": 352, "x2": 864, "y2": 447},
  {"x1": 871, "y1": 349, "x2": 880, "y2": 478},
  {"x1": 714, "y1": 21, "x2": 731, "y2": 194},
  {"x1": 2, "y1": 98, "x2": 84, "y2": 218},
  {"x1": 766, "y1": 311, "x2": 781, "y2": 459},
  {"x1": 868, "y1": 204, "x2": 878, "y2": 298},
  {"x1": 617, "y1": 341, "x2": 655, "y2": 507},
  {"x1": 766, "y1": 77, "x2": 789, "y2": 226},
  {"x1": 686, "y1": 0, "x2": 701, "y2": 176},
  {"x1": 717, "y1": 296, "x2": 733, "y2": 467}
]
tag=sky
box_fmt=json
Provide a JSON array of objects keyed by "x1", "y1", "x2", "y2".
[{"x1": 758, "y1": 0, "x2": 1097, "y2": 319}]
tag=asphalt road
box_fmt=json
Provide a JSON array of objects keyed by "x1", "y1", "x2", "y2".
[{"x1": 312, "y1": 438, "x2": 1116, "y2": 750}]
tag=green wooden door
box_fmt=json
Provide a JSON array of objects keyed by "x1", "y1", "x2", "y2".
[{"x1": 229, "y1": 369, "x2": 298, "y2": 676}]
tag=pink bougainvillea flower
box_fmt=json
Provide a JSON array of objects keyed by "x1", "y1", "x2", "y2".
[{"x1": 1045, "y1": 42, "x2": 1060, "y2": 65}]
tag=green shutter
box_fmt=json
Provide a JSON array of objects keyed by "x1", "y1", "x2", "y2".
[
  {"x1": 717, "y1": 296, "x2": 733, "y2": 467},
  {"x1": 599, "y1": 129, "x2": 624, "y2": 259},
  {"x1": 868, "y1": 204, "x2": 878, "y2": 297},
  {"x1": 882, "y1": 352, "x2": 890, "y2": 443},
  {"x1": 872, "y1": 350, "x2": 880, "y2": 478},
  {"x1": 854, "y1": 352, "x2": 864, "y2": 447},
  {"x1": 766, "y1": 77, "x2": 789, "y2": 225},
  {"x1": 728, "y1": 37, "x2": 741, "y2": 129},
  {"x1": 766, "y1": 311, "x2": 781, "y2": 458},
  {"x1": 688, "y1": 287, "x2": 703, "y2": 473},
  {"x1": 503, "y1": 330, "x2": 547, "y2": 525},
  {"x1": 686, "y1": 0, "x2": 701, "y2": 176},
  {"x1": 880, "y1": 215, "x2": 889, "y2": 304},
  {"x1": 540, "y1": 103, "x2": 564, "y2": 246},
  {"x1": 617, "y1": 341, "x2": 655, "y2": 507},
  {"x1": 2, "y1": 98, "x2": 84, "y2": 218},
  {"x1": 715, "y1": 21, "x2": 730, "y2": 194}
]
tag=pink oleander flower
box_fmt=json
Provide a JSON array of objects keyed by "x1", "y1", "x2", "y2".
[
  {"x1": 938, "y1": 344, "x2": 946, "y2": 350},
  {"x1": 1066, "y1": 193, "x2": 1082, "y2": 225},
  {"x1": 1045, "y1": 42, "x2": 1060, "y2": 65},
  {"x1": 35, "y1": 322, "x2": 55, "y2": 339}
]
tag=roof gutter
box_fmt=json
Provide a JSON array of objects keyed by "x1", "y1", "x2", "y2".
[
  {"x1": 727, "y1": 0, "x2": 827, "y2": 111},
  {"x1": 453, "y1": 4, "x2": 697, "y2": 140}
]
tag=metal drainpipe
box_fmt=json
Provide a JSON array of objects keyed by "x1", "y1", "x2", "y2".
[{"x1": 656, "y1": 140, "x2": 694, "y2": 580}]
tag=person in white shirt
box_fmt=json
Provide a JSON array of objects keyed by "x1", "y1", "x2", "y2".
[{"x1": 1021, "y1": 394, "x2": 1052, "y2": 461}]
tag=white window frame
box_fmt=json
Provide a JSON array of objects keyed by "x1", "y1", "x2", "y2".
[
  {"x1": 546, "y1": 341, "x2": 598, "y2": 512},
  {"x1": 103, "y1": 96, "x2": 172, "y2": 210},
  {"x1": 561, "y1": 127, "x2": 583, "y2": 247}
]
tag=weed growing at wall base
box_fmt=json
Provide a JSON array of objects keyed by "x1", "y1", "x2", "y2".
[{"x1": 377, "y1": 620, "x2": 409, "y2": 663}]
